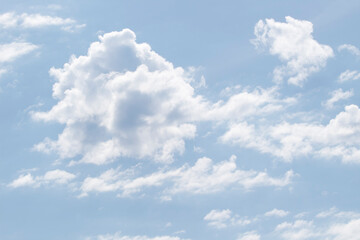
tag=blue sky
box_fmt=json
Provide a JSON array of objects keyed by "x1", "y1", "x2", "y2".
[{"x1": 1, "y1": 1, "x2": 360, "y2": 240}]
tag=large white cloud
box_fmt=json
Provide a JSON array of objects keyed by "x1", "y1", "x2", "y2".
[
  {"x1": 32, "y1": 29, "x2": 209, "y2": 164},
  {"x1": 221, "y1": 105, "x2": 360, "y2": 163},
  {"x1": 252, "y1": 16, "x2": 334, "y2": 86},
  {"x1": 32, "y1": 29, "x2": 292, "y2": 165}
]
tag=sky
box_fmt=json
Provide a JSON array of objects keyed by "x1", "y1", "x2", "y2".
[{"x1": 1, "y1": 1, "x2": 360, "y2": 239}]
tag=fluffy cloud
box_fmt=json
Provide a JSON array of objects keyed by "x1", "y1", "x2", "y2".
[
  {"x1": 221, "y1": 105, "x2": 360, "y2": 163},
  {"x1": 79, "y1": 155, "x2": 294, "y2": 198},
  {"x1": 264, "y1": 208, "x2": 289, "y2": 218},
  {"x1": 204, "y1": 209, "x2": 233, "y2": 228},
  {"x1": 338, "y1": 44, "x2": 360, "y2": 56},
  {"x1": 32, "y1": 29, "x2": 210, "y2": 164},
  {"x1": 208, "y1": 86, "x2": 296, "y2": 122},
  {"x1": 204, "y1": 209, "x2": 253, "y2": 229},
  {"x1": 323, "y1": 88, "x2": 353, "y2": 109},
  {"x1": 32, "y1": 29, "x2": 293, "y2": 165},
  {"x1": 338, "y1": 70, "x2": 360, "y2": 82},
  {"x1": 8, "y1": 169, "x2": 76, "y2": 188},
  {"x1": 86, "y1": 232, "x2": 187, "y2": 240},
  {"x1": 252, "y1": 16, "x2": 334, "y2": 86},
  {"x1": 0, "y1": 12, "x2": 83, "y2": 31}
]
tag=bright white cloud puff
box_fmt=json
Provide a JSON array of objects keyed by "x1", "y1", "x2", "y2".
[
  {"x1": 252, "y1": 16, "x2": 334, "y2": 86},
  {"x1": 32, "y1": 29, "x2": 209, "y2": 164}
]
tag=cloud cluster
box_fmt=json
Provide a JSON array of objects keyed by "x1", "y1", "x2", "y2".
[
  {"x1": 32, "y1": 28, "x2": 293, "y2": 165},
  {"x1": 80, "y1": 155, "x2": 294, "y2": 198},
  {"x1": 338, "y1": 70, "x2": 360, "y2": 83},
  {"x1": 221, "y1": 104, "x2": 360, "y2": 163},
  {"x1": 204, "y1": 207, "x2": 289, "y2": 229},
  {"x1": 252, "y1": 16, "x2": 334, "y2": 86},
  {"x1": 204, "y1": 209, "x2": 254, "y2": 229}
]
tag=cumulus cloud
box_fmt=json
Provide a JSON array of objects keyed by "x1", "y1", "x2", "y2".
[
  {"x1": 338, "y1": 44, "x2": 360, "y2": 56},
  {"x1": 8, "y1": 169, "x2": 76, "y2": 188},
  {"x1": 32, "y1": 29, "x2": 210, "y2": 164},
  {"x1": 79, "y1": 155, "x2": 294, "y2": 198},
  {"x1": 323, "y1": 88, "x2": 353, "y2": 109},
  {"x1": 86, "y1": 232, "x2": 188, "y2": 240},
  {"x1": 338, "y1": 70, "x2": 360, "y2": 83},
  {"x1": 252, "y1": 16, "x2": 334, "y2": 86},
  {"x1": 264, "y1": 208, "x2": 289, "y2": 218},
  {"x1": 0, "y1": 12, "x2": 84, "y2": 31},
  {"x1": 221, "y1": 105, "x2": 360, "y2": 163}
]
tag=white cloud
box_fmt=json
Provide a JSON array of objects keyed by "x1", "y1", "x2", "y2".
[
  {"x1": 316, "y1": 207, "x2": 360, "y2": 219},
  {"x1": 0, "y1": 12, "x2": 83, "y2": 31},
  {"x1": 204, "y1": 209, "x2": 253, "y2": 229},
  {"x1": 8, "y1": 173, "x2": 36, "y2": 188},
  {"x1": 252, "y1": 16, "x2": 334, "y2": 86},
  {"x1": 8, "y1": 169, "x2": 76, "y2": 188},
  {"x1": 204, "y1": 209, "x2": 232, "y2": 228},
  {"x1": 323, "y1": 88, "x2": 353, "y2": 109},
  {"x1": 265, "y1": 208, "x2": 289, "y2": 218},
  {"x1": 237, "y1": 231, "x2": 261, "y2": 240},
  {"x1": 338, "y1": 70, "x2": 360, "y2": 82},
  {"x1": 0, "y1": 42, "x2": 38, "y2": 63},
  {"x1": 274, "y1": 208, "x2": 360, "y2": 240},
  {"x1": 79, "y1": 155, "x2": 294, "y2": 198},
  {"x1": 221, "y1": 105, "x2": 360, "y2": 163},
  {"x1": 338, "y1": 44, "x2": 360, "y2": 56},
  {"x1": 208, "y1": 86, "x2": 296, "y2": 122},
  {"x1": 328, "y1": 219, "x2": 360, "y2": 240},
  {"x1": 86, "y1": 232, "x2": 187, "y2": 240},
  {"x1": 32, "y1": 29, "x2": 210, "y2": 164}
]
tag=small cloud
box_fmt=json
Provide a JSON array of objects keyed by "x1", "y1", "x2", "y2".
[
  {"x1": 265, "y1": 208, "x2": 289, "y2": 218},
  {"x1": 338, "y1": 44, "x2": 360, "y2": 56}
]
